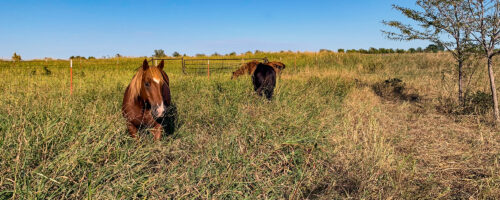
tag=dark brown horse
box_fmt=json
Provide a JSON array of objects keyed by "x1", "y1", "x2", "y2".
[
  {"x1": 232, "y1": 60, "x2": 285, "y2": 79},
  {"x1": 252, "y1": 63, "x2": 277, "y2": 100},
  {"x1": 122, "y1": 59, "x2": 174, "y2": 140}
]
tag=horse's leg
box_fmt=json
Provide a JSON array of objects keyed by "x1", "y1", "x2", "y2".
[
  {"x1": 127, "y1": 123, "x2": 139, "y2": 139},
  {"x1": 152, "y1": 123, "x2": 163, "y2": 141},
  {"x1": 256, "y1": 87, "x2": 263, "y2": 96},
  {"x1": 265, "y1": 88, "x2": 273, "y2": 100}
]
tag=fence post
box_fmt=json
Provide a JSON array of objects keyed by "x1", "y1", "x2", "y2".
[
  {"x1": 70, "y1": 59, "x2": 73, "y2": 95},
  {"x1": 207, "y1": 59, "x2": 210, "y2": 78},
  {"x1": 294, "y1": 56, "x2": 296, "y2": 69},
  {"x1": 316, "y1": 53, "x2": 319, "y2": 68},
  {"x1": 182, "y1": 57, "x2": 186, "y2": 74}
]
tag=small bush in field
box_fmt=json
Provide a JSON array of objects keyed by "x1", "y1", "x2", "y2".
[
  {"x1": 12, "y1": 52, "x2": 21, "y2": 62},
  {"x1": 372, "y1": 78, "x2": 420, "y2": 102},
  {"x1": 462, "y1": 91, "x2": 492, "y2": 114}
]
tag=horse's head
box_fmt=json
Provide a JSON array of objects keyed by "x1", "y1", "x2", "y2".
[
  {"x1": 274, "y1": 62, "x2": 286, "y2": 70},
  {"x1": 139, "y1": 59, "x2": 166, "y2": 118}
]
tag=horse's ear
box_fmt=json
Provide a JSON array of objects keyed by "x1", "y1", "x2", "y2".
[
  {"x1": 158, "y1": 60, "x2": 164, "y2": 70},
  {"x1": 142, "y1": 59, "x2": 149, "y2": 70}
]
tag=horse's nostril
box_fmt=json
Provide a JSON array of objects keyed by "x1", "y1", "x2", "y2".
[
  {"x1": 157, "y1": 108, "x2": 164, "y2": 117},
  {"x1": 152, "y1": 105, "x2": 165, "y2": 118}
]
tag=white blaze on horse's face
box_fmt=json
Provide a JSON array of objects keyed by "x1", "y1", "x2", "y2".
[{"x1": 153, "y1": 78, "x2": 160, "y2": 84}]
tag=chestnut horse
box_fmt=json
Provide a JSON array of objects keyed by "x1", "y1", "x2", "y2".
[
  {"x1": 122, "y1": 59, "x2": 173, "y2": 140},
  {"x1": 231, "y1": 60, "x2": 285, "y2": 79}
]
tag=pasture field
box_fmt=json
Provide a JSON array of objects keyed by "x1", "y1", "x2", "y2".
[{"x1": 0, "y1": 52, "x2": 499, "y2": 199}]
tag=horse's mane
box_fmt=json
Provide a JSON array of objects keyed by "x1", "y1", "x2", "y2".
[{"x1": 128, "y1": 67, "x2": 165, "y2": 98}]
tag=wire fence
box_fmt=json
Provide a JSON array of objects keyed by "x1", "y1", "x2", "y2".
[
  {"x1": 0, "y1": 57, "x2": 269, "y2": 96},
  {"x1": 151, "y1": 57, "x2": 267, "y2": 76},
  {"x1": 1, "y1": 53, "x2": 390, "y2": 96}
]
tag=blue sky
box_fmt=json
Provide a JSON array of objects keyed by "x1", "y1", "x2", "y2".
[{"x1": 0, "y1": 0, "x2": 429, "y2": 59}]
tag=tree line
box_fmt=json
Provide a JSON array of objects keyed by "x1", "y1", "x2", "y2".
[
  {"x1": 149, "y1": 44, "x2": 446, "y2": 59},
  {"x1": 335, "y1": 44, "x2": 445, "y2": 54}
]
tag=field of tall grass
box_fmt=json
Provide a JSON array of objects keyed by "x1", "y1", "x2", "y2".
[{"x1": 0, "y1": 52, "x2": 499, "y2": 199}]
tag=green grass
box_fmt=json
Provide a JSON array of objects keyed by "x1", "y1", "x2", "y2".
[{"x1": 0, "y1": 53, "x2": 499, "y2": 199}]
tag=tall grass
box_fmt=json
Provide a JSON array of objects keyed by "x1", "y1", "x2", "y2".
[{"x1": 0, "y1": 52, "x2": 498, "y2": 199}]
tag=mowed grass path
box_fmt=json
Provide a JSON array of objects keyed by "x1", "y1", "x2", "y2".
[{"x1": 0, "y1": 53, "x2": 499, "y2": 199}]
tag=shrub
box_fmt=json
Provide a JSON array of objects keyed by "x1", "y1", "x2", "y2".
[
  {"x1": 12, "y1": 52, "x2": 21, "y2": 62},
  {"x1": 462, "y1": 91, "x2": 492, "y2": 114},
  {"x1": 372, "y1": 78, "x2": 420, "y2": 102},
  {"x1": 172, "y1": 52, "x2": 181, "y2": 57}
]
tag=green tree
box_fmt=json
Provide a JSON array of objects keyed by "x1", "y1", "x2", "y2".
[
  {"x1": 172, "y1": 51, "x2": 181, "y2": 57},
  {"x1": 383, "y1": 0, "x2": 474, "y2": 104},
  {"x1": 425, "y1": 44, "x2": 445, "y2": 52},
  {"x1": 337, "y1": 49, "x2": 345, "y2": 53},
  {"x1": 153, "y1": 49, "x2": 166, "y2": 58},
  {"x1": 368, "y1": 47, "x2": 379, "y2": 54},
  {"x1": 464, "y1": 0, "x2": 500, "y2": 123},
  {"x1": 359, "y1": 49, "x2": 368, "y2": 53}
]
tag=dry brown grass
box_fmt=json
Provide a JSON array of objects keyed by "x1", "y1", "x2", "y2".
[{"x1": 0, "y1": 53, "x2": 499, "y2": 199}]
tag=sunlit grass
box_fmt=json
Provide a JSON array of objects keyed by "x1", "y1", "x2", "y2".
[{"x1": 0, "y1": 52, "x2": 498, "y2": 199}]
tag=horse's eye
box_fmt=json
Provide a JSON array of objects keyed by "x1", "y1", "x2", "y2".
[{"x1": 145, "y1": 82, "x2": 150, "y2": 87}]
